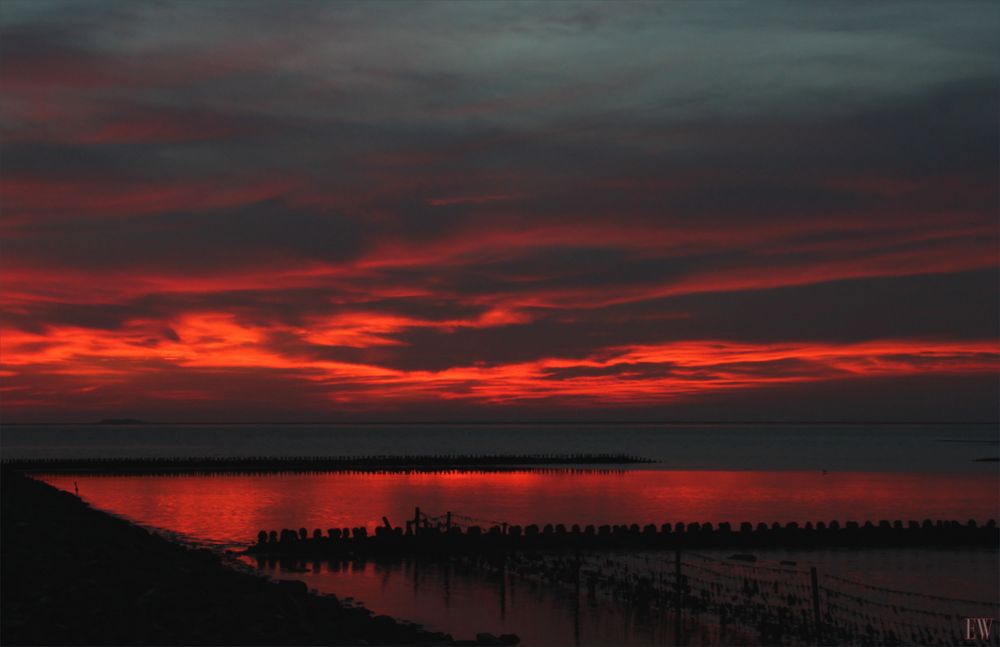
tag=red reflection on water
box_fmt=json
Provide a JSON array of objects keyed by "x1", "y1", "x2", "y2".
[
  {"x1": 39, "y1": 470, "x2": 999, "y2": 547},
  {"x1": 242, "y1": 555, "x2": 706, "y2": 645}
]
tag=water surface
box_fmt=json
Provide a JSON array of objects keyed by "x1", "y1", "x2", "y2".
[
  {"x1": 39, "y1": 470, "x2": 998, "y2": 548},
  {"x1": 6, "y1": 422, "x2": 998, "y2": 472},
  {"x1": 19, "y1": 422, "x2": 1000, "y2": 645}
]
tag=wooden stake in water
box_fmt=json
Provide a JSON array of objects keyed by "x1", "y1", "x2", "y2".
[
  {"x1": 674, "y1": 549, "x2": 683, "y2": 645},
  {"x1": 811, "y1": 566, "x2": 823, "y2": 645}
]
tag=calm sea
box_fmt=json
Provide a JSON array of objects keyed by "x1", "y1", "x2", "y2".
[
  {"x1": 3, "y1": 422, "x2": 998, "y2": 470},
  {"x1": 6, "y1": 423, "x2": 998, "y2": 644}
]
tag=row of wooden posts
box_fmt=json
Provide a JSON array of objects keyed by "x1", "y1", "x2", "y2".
[{"x1": 249, "y1": 507, "x2": 999, "y2": 554}]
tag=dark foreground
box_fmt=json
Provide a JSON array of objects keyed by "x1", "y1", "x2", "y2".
[{"x1": 0, "y1": 471, "x2": 516, "y2": 645}]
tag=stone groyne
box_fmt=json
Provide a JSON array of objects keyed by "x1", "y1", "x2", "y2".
[{"x1": 247, "y1": 517, "x2": 998, "y2": 557}]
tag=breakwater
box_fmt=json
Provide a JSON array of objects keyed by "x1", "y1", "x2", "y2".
[
  {"x1": 2, "y1": 453, "x2": 651, "y2": 474},
  {"x1": 247, "y1": 514, "x2": 998, "y2": 556}
]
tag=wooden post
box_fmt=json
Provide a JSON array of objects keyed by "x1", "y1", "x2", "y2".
[
  {"x1": 810, "y1": 566, "x2": 823, "y2": 645},
  {"x1": 572, "y1": 548, "x2": 581, "y2": 645},
  {"x1": 674, "y1": 549, "x2": 683, "y2": 645},
  {"x1": 414, "y1": 507, "x2": 421, "y2": 535},
  {"x1": 498, "y1": 554, "x2": 507, "y2": 620}
]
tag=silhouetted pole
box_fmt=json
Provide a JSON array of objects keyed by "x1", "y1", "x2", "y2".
[
  {"x1": 414, "y1": 507, "x2": 421, "y2": 534},
  {"x1": 674, "y1": 549, "x2": 683, "y2": 645},
  {"x1": 811, "y1": 566, "x2": 823, "y2": 645},
  {"x1": 444, "y1": 559, "x2": 451, "y2": 609},
  {"x1": 446, "y1": 511, "x2": 452, "y2": 532},
  {"x1": 499, "y1": 555, "x2": 507, "y2": 620},
  {"x1": 574, "y1": 550, "x2": 581, "y2": 646}
]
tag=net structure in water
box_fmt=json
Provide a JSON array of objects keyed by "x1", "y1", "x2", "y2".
[
  {"x1": 578, "y1": 551, "x2": 998, "y2": 646},
  {"x1": 818, "y1": 571, "x2": 998, "y2": 646},
  {"x1": 428, "y1": 511, "x2": 998, "y2": 646}
]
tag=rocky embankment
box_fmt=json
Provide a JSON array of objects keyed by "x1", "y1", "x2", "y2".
[{"x1": 1, "y1": 471, "x2": 516, "y2": 645}]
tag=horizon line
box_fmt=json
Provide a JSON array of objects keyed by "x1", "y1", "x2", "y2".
[{"x1": 3, "y1": 419, "x2": 998, "y2": 426}]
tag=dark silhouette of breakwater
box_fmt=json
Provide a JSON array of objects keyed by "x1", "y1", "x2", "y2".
[
  {"x1": 247, "y1": 516, "x2": 998, "y2": 556},
  {"x1": 2, "y1": 453, "x2": 652, "y2": 474}
]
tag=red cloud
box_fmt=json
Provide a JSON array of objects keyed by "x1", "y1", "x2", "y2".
[{"x1": 2, "y1": 307, "x2": 997, "y2": 416}]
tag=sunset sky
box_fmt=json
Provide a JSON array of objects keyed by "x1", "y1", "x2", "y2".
[{"x1": 1, "y1": 1, "x2": 998, "y2": 422}]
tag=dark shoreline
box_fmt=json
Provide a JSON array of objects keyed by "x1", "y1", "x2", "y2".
[{"x1": 0, "y1": 470, "x2": 515, "y2": 645}]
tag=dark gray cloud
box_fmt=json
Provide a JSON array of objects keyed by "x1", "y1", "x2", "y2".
[{"x1": 3, "y1": 199, "x2": 366, "y2": 272}]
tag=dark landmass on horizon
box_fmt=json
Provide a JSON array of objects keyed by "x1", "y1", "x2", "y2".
[{"x1": 94, "y1": 418, "x2": 148, "y2": 425}]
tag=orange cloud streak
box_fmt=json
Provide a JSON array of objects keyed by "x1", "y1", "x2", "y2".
[{"x1": 2, "y1": 310, "x2": 997, "y2": 412}]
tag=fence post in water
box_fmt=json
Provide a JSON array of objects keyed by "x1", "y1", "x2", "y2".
[
  {"x1": 810, "y1": 566, "x2": 823, "y2": 645},
  {"x1": 674, "y1": 549, "x2": 683, "y2": 645},
  {"x1": 414, "y1": 507, "x2": 421, "y2": 534}
]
